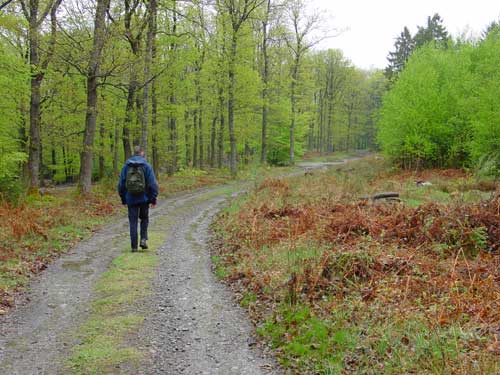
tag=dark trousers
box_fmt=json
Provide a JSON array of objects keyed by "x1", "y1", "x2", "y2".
[{"x1": 128, "y1": 203, "x2": 149, "y2": 249}]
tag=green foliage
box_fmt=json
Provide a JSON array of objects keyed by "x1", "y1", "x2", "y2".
[
  {"x1": 379, "y1": 29, "x2": 500, "y2": 170},
  {"x1": 0, "y1": 152, "x2": 27, "y2": 180},
  {"x1": 0, "y1": 0, "x2": 383, "y2": 195},
  {"x1": 474, "y1": 153, "x2": 500, "y2": 180},
  {"x1": 378, "y1": 43, "x2": 474, "y2": 168},
  {"x1": 468, "y1": 29, "x2": 500, "y2": 163},
  {"x1": 0, "y1": 152, "x2": 27, "y2": 203}
]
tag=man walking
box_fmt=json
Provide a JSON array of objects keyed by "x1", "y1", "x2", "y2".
[{"x1": 118, "y1": 146, "x2": 159, "y2": 252}]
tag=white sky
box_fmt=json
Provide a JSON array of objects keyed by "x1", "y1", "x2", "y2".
[{"x1": 312, "y1": 0, "x2": 500, "y2": 70}]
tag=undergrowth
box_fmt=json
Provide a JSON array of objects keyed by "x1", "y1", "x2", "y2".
[
  {"x1": 213, "y1": 155, "x2": 499, "y2": 374},
  {"x1": 0, "y1": 191, "x2": 115, "y2": 310}
]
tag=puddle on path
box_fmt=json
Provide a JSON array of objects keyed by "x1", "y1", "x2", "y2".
[{"x1": 61, "y1": 258, "x2": 92, "y2": 272}]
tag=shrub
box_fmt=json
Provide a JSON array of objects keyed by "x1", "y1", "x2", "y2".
[
  {"x1": 0, "y1": 152, "x2": 27, "y2": 204},
  {"x1": 377, "y1": 43, "x2": 474, "y2": 168}
]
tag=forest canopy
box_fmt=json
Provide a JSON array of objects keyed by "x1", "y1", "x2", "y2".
[
  {"x1": 0, "y1": 0, "x2": 382, "y2": 200},
  {"x1": 1, "y1": 1, "x2": 498, "y2": 202}
]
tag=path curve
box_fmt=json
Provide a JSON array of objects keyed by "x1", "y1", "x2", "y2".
[
  {"x1": 0, "y1": 160, "x2": 360, "y2": 374},
  {"x1": 0, "y1": 184, "x2": 280, "y2": 375}
]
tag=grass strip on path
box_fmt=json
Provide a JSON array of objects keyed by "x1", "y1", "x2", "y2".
[{"x1": 67, "y1": 232, "x2": 164, "y2": 375}]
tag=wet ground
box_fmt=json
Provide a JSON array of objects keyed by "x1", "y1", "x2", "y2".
[{"x1": 0, "y1": 184, "x2": 281, "y2": 375}]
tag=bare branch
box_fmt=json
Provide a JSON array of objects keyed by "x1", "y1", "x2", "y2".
[
  {"x1": 41, "y1": 0, "x2": 63, "y2": 70},
  {"x1": 36, "y1": 0, "x2": 60, "y2": 28},
  {"x1": 0, "y1": 0, "x2": 14, "y2": 11},
  {"x1": 19, "y1": 0, "x2": 29, "y2": 19}
]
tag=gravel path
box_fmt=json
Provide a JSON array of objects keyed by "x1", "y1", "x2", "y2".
[
  {"x1": 136, "y1": 188, "x2": 280, "y2": 375},
  {"x1": 0, "y1": 184, "x2": 281, "y2": 375}
]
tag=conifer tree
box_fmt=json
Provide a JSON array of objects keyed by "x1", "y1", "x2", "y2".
[
  {"x1": 385, "y1": 26, "x2": 414, "y2": 81},
  {"x1": 414, "y1": 13, "x2": 448, "y2": 48}
]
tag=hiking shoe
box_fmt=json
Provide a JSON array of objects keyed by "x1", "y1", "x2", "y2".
[
  {"x1": 131, "y1": 247, "x2": 138, "y2": 253},
  {"x1": 140, "y1": 239, "x2": 148, "y2": 249}
]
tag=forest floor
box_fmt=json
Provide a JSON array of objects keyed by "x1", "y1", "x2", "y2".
[{"x1": 213, "y1": 155, "x2": 499, "y2": 374}]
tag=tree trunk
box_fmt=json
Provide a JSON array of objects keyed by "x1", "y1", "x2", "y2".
[
  {"x1": 346, "y1": 104, "x2": 353, "y2": 151},
  {"x1": 198, "y1": 106, "x2": 203, "y2": 168},
  {"x1": 327, "y1": 101, "x2": 334, "y2": 153},
  {"x1": 290, "y1": 62, "x2": 298, "y2": 164},
  {"x1": 184, "y1": 111, "x2": 191, "y2": 167},
  {"x1": 28, "y1": 70, "x2": 42, "y2": 191},
  {"x1": 25, "y1": 0, "x2": 61, "y2": 192},
  {"x1": 168, "y1": 97, "x2": 177, "y2": 176},
  {"x1": 193, "y1": 109, "x2": 198, "y2": 168},
  {"x1": 51, "y1": 144, "x2": 56, "y2": 178},
  {"x1": 166, "y1": 0, "x2": 177, "y2": 176},
  {"x1": 134, "y1": 95, "x2": 142, "y2": 146},
  {"x1": 141, "y1": 0, "x2": 156, "y2": 157},
  {"x1": 113, "y1": 121, "x2": 119, "y2": 175},
  {"x1": 326, "y1": 68, "x2": 334, "y2": 153},
  {"x1": 121, "y1": 0, "x2": 144, "y2": 161},
  {"x1": 151, "y1": 79, "x2": 159, "y2": 174},
  {"x1": 210, "y1": 115, "x2": 217, "y2": 167},
  {"x1": 123, "y1": 74, "x2": 136, "y2": 161},
  {"x1": 27, "y1": 1, "x2": 41, "y2": 191},
  {"x1": 260, "y1": 0, "x2": 271, "y2": 164},
  {"x1": 217, "y1": 87, "x2": 224, "y2": 169},
  {"x1": 308, "y1": 120, "x2": 314, "y2": 151},
  {"x1": 227, "y1": 33, "x2": 237, "y2": 176},
  {"x1": 98, "y1": 120, "x2": 105, "y2": 179},
  {"x1": 78, "y1": 0, "x2": 110, "y2": 195},
  {"x1": 62, "y1": 145, "x2": 68, "y2": 181},
  {"x1": 244, "y1": 141, "x2": 250, "y2": 164},
  {"x1": 18, "y1": 98, "x2": 29, "y2": 181}
]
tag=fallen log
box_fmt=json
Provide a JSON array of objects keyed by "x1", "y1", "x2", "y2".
[{"x1": 372, "y1": 192, "x2": 400, "y2": 200}]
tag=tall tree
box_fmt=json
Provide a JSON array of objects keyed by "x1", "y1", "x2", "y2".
[
  {"x1": 385, "y1": 26, "x2": 414, "y2": 81},
  {"x1": 141, "y1": 0, "x2": 157, "y2": 156},
  {"x1": 121, "y1": 0, "x2": 147, "y2": 160},
  {"x1": 259, "y1": 0, "x2": 272, "y2": 163},
  {"x1": 78, "y1": 0, "x2": 110, "y2": 194},
  {"x1": 285, "y1": 0, "x2": 324, "y2": 164},
  {"x1": 217, "y1": 0, "x2": 265, "y2": 176},
  {"x1": 414, "y1": 13, "x2": 448, "y2": 48},
  {"x1": 20, "y1": 0, "x2": 62, "y2": 191}
]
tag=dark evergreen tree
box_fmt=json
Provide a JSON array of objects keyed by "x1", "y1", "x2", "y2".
[
  {"x1": 385, "y1": 14, "x2": 449, "y2": 82},
  {"x1": 414, "y1": 13, "x2": 449, "y2": 48},
  {"x1": 385, "y1": 26, "x2": 414, "y2": 81},
  {"x1": 481, "y1": 19, "x2": 500, "y2": 40}
]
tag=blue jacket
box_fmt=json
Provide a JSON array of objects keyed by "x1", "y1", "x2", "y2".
[{"x1": 118, "y1": 156, "x2": 159, "y2": 206}]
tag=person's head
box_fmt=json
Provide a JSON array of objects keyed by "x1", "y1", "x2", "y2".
[{"x1": 133, "y1": 145, "x2": 144, "y2": 157}]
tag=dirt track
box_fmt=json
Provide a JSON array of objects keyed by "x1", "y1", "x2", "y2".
[
  {"x1": 0, "y1": 184, "x2": 281, "y2": 375},
  {"x1": 0, "y1": 159, "x2": 363, "y2": 375}
]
